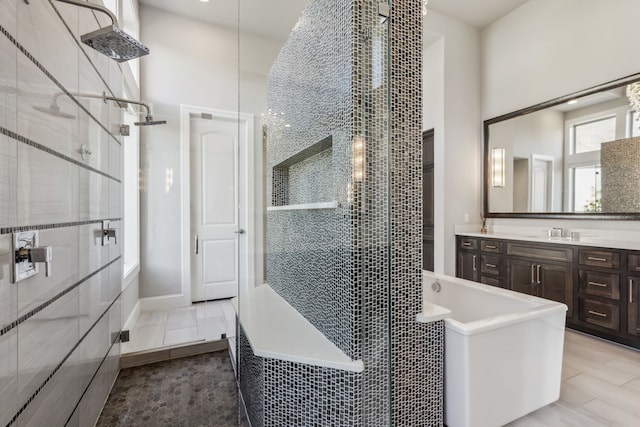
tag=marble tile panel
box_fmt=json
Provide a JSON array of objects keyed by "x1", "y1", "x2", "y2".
[
  {"x1": 16, "y1": 354, "x2": 82, "y2": 427},
  {"x1": 78, "y1": 342, "x2": 119, "y2": 427},
  {"x1": 0, "y1": 234, "x2": 18, "y2": 328},
  {"x1": 16, "y1": 143, "x2": 80, "y2": 226},
  {"x1": 16, "y1": 225, "x2": 79, "y2": 317},
  {"x1": 16, "y1": 54, "x2": 79, "y2": 161},
  {"x1": 567, "y1": 374, "x2": 640, "y2": 416},
  {"x1": 583, "y1": 397, "x2": 640, "y2": 427},
  {"x1": 77, "y1": 222, "x2": 108, "y2": 280},
  {"x1": 17, "y1": 288, "x2": 79, "y2": 407},
  {"x1": 108, "y1": 257, "x2": 121, "y2": 300},
  {"x1": 0, "y1": 10, "x2": 17, "y2": 133},
  {"x1": 78, "y1": 270, "x2": 109, "y2": 337},
  {"x1": 195, "y1": 300, "x2": 224, "y2": 319},
  {"x1": 75, "y1": 314, "x2": 109, "y2": 395},
  {"x1": 0, "y1": 135, "x2": 17, "y2": 229},
  {"x1": 78, "y1": 169, "x2": 109, "y2": 221},
  {"x1": 108, "y1": 178, "x2": 121, "y2": 219},
  {"x1": 563, "y1": 352, "x2": 636, "y2": 386},
  {"x1": 108, "y1": 295, "x2": 121, "y2": 342},
  {"x1": 16, "y1": 0, "x2": 79, "y2": 91},
  {"x1": 108, "y1": 137, "x2": 121, "y2": 180},
  {"x1": 107, "y1": 220, "x2": 121, "y2": 261},
  {"x1": 78, "y1": 53, "x2": 110, "y2": 130},
  {"x1": 122, "y1": 324, "x2": 164, "y2": 354},
  {"x1": 0, "y1": 330, "x2": 17, "y2": 427}
]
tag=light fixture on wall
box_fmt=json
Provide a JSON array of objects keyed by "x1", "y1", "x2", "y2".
[
  {"x1": 53, "y1": 0, "x2": 149, "y2": 62},
  {"x1": 627, "y1": 82, "x2": 640, "y2": 124},
  {"x1": 422, "y1": 0, "x2": 429, "y2": 16},
  {"x1": 491, "y1": 148, "x2": 505, "y2": 187},
  {"x1": 352, "y1": 135, "x2": 365, "y2": 182}
]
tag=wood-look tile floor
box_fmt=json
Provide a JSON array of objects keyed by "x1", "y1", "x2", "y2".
[
  {"x1": 507, "y1": 330, "x2": 640, "y2": 427},
  {"x1": 121, "y1": 300, "x2": 236, "y2": 355}
]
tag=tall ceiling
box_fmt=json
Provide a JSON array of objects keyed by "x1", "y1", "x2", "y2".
[{"x1": 140, "y1": 0, "x2": 530, "y2": 41}]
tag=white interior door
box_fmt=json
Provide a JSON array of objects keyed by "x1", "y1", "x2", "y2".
[
  {"x1": 190, "y1": 115, "x2": 241, "y2": 302},
  {"x1": 530, "y1": 155, "x2": 553, "y2": 212}
]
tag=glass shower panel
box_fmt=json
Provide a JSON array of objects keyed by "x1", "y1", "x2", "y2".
[{"x1": 238, "y1": 0, "x2": 392, "y2": 425}]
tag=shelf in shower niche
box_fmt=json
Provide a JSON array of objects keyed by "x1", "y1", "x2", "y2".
[
  {"x1": 232, "y1": 285, "x2": 364, "y2": 373},
  {"x1": 267, "y1": 201, "x2": 339, "y2": 212},
  {"x1": 271, "y1": 135, "x2": 333, "y2": 207}
]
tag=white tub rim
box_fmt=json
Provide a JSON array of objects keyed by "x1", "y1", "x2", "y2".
[{"x1": 423, "y1": 271, "x2": 568, "y2": 336}]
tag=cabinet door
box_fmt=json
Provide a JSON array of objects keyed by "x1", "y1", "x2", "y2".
[
  {"x1": 508, "y1": 258, "x2": 534, "y2": 295},
  {"x1": 539, "y1": 262, "x2": 573, "y2": 317},
  {"x1": 629, "y1": 276, "x2": 640, "y2": 337},
  {"x1": 457, "y1": 251, "x2": 478, "y2": 282}
]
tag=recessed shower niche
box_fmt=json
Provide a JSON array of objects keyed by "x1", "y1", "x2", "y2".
[{"x1": 269, "y1": 135, "x2": 338, "y2": 210}]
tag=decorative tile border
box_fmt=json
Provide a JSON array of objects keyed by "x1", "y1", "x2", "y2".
[
  {"x1": 6, "y1": 291, "x2": 122, "y2": 427},
  {"x1": 0, "y1": 23, "x2": 122, "y2": 147},
  {"x1": 0, "y1": 217, "x2": 121, "y2": 235},
  {"x1": 0, "y1": 256, "x2": 121, "y2": 337},
  {"x1": 0, "y1": 126, "x2": 121, "y2": 184}
]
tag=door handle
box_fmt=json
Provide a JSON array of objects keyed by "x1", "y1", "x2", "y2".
[
  {"x1": 472, "y1": 255, "x2": 477, "y2": 271},
  {"x1": 195, "y1": 234, "x2": 199, "y2": 255},
  {"x1": 235, "y1": 229, "x2": 245, "y2": 234},
  {"x1": 531, "y1": 264, "x2": 535, "y2": 283}
]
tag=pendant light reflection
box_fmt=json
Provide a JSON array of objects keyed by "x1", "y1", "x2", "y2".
[
  {"x1": 491, "y1": 148, "x2": 505, "y2": 188},
  {"x1": 352, "y1": 135, "x2": 365, "y2": 183}
]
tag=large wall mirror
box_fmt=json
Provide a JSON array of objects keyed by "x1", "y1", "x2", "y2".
[{"x1": 484, "y1": 73, "x2": 640, "y2": 219}]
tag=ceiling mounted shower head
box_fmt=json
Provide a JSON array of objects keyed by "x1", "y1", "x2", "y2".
[
  {"x1": 81, "y1": 25, "x2": 149, "y2": 62},
  {"x1": 33, "y1": 102, "x2": 75, "y2": 119},
  {"x1": 134, "y1": 115, "x2": 167, "y2": 126},
  {"x1": 54, "y1": 0, "x2": 149, "y2": 62}
]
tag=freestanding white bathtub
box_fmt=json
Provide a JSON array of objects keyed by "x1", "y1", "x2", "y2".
[{"x1": 422, "y1": 271, "x2": 567, "y2": 427}]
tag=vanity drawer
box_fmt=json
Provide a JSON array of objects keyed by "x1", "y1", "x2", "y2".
[
  {"x1": 481, "y1": 255, "x2": 502, "y2": 276},
  {"x1": 459, "y1": 238, "x2": 477, "y2": 251},
  {"x1": 507, "y1": 243, "x2": 573, "y2": 263},
  {"x1": 579, "y1": 270, "x2": 620, "y2": 300},
  {"x1": 579, "y1": 250, "x2": 620, "y2": 269},
  {"x1": 580, "y1": 299, "x2": 620, "y2": 331},
  {"x1": 481, "y1": 275, "x2": 506, "y2": 289},
  {"x1": 628, "y1": 253, "x2": 640, "y2": 273},
  {"x1": 481, "y1": 240, "x2": 504, "y2": 254}
]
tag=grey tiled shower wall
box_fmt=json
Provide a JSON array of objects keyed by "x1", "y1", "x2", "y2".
[
  {"x1": 253, "y1": 0, "x2": 444, "y2": 425},
  {"x1": 0, "y1": 1, "x2": 123, "y2": 425}
]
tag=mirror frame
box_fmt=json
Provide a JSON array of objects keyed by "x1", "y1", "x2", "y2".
[{"x1": 483, "y1": 72, "x2": 640, "y2": 220}]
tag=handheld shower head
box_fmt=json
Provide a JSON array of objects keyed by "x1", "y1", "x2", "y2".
[
  {"x1": 54, "y1": 0, "x2": 149, "y2": 62},
  {"x1": 134, "y1": 115, "x2": 167, "y2": 126},
  {"x1": 33, "y1": 103, "x2": 75, "y2": 119}
]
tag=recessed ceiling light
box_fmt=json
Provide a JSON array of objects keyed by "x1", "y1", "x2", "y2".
[{"x1": 567, "y1": 99, "x2": 578, "y2": 105}]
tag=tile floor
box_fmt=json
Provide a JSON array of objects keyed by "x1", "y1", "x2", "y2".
[
  {"x1": 121, "y1": 300, "x2": 236, "y2": 355},
  {"x1": 508, "y1": 330, "x2": 640, "y2": 426}
]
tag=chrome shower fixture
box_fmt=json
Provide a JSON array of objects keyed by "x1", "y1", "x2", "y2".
[
  {"x1": 54, "y1": 0, "x2": 149, "y2": 62},
  {"x1": 103, "y1": 94, "x2": 167, "y2": 126}
]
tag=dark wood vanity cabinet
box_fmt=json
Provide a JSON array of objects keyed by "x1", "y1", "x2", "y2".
[
  {"x1": 455, "y1": 236, "x2": 640, "y2": 348},
  {"x1": 506, "y1": 243, "x2": 573, "y2": 317}
]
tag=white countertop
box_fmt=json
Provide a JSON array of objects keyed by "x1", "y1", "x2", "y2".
[
  {"x1": 455, "y1": 230, "x2": 640, "y2": 251},
  {"x1": 232, "y1": 285, "x2": 364, "y2": 372}
]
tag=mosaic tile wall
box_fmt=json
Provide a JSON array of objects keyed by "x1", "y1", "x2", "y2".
[
  {"x1": 0, "y1": 1, "x2": 123, "y2": 426},
  {"x1": 243, "y1": 0, "x2": 444, "y2": 425},
  {"x1": 239, "y1": 327, "x2": 264, "y2": 427},
  {"x1": 601, "y1": 136, "x2": 640, "y2": 212}
]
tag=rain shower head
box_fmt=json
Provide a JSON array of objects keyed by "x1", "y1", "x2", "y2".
[
  {"x1": 134, "y1": 115, "x2": 167, "y2": 126},
  {"x1": 81, "y1": 25, "x2": 149, "y2": 63},
  {"x1": 54, "y1": 0, "x2": 149, "y2": 62},
  {"x1": 33, "y1": 103, "x2": 75, "y2": 119}
]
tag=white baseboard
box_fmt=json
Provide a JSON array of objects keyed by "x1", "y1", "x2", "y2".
[
  {"x1": 139, "y1": 293, "x2": 190, "y2": 312},
  {"x1": 122, "y1": 300, "x2": 140, "y2": 331}
]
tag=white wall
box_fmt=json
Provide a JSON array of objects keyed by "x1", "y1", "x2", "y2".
[
  {"x1": 481, "y1": 0, "x2": 640, "y2": 232},
  {"x1": 423, "y1": 11, "x2": 481, "y2": 275},
  {"x1": 139, "y1": 6, "x2": 283, "y2": 300}
]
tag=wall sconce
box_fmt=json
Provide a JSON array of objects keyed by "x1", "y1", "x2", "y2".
[
  {"x1": 491, "y1": 148, "x2": 505, "y2": 187},
  {"x1": 352, "y1": 135, "x2": 365, "y2": 182}
]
